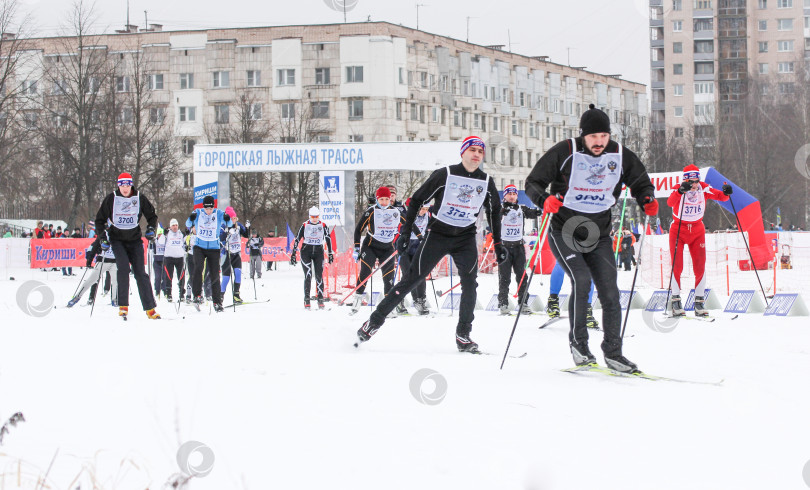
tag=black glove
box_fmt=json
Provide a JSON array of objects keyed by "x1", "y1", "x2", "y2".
[
  {"x1": 223, "y1": 213, "x2": 231, "y2": 223},
  {"x1": 678, "y1": 181, "x2": 692, "y2": 194},
  {"x1": 290, "y1": 249, "x2": 297, "y2": 266},
  {"x1": 328, "y1": 252, "x2": 334, "y2": 264},
  {"x1": 86, "y1": 256, "x2": 93, "y2": 267},
  {"x1": 100, "y1": 239, "x2": 110, "y2": 251},
  {"x1": 189, "y1": 211, "x2": 197, "y2": 222},
  {"x1": 722, "y1": 183, "x2": 733, "y2": 196},
  {"x1": 145, "y1": 226, "x2": 156, "y2": 240},
  {"x1": 494, "y1": 242, "x2": 508, "y2": 264},
  {"x1": 396, "y1": 234, "x2": 409, "y2": 255}
]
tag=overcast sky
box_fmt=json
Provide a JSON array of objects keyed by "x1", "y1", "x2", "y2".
[{"x1": 19, "y1": 0, "x2": 651, "y2": 87}]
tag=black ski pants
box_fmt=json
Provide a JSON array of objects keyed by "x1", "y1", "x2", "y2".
[
  {"x1": 397, "y1": 240, "x2": 427, "y2": 302},
  {"x1": 192, "y1": 246, "x2": 222, "y2": 304},
  {"x1": 548, "y1": 227, "x2": 623, "y2": 357},
  {"x1": 301, "y1": 244, "x2": 325, "y2": 301},
  {"x1": 369, "y1": 229, "x2": 479, "y2": 336},
  {"x1": 111, "y1": 239, "x2": 156, "y2": 310},
  {"x1": 356, "y1": 238, "x2": 396, "y2": 296},
  {"x1": 497, "y1": 241, "x2": 528, "y2": 306}
]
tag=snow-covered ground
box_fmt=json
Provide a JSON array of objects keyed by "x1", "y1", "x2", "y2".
[{"x1": 1, "y1": 264, "x2": 809, "y2": 490}]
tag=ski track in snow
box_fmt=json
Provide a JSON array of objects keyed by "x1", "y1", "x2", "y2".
[{"x1": 1, "y1": 265, "x2": 809, "y2": 489}]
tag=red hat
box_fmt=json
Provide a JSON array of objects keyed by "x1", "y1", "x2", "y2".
[
  {"x1": 376, "y1": 186, "x2": 391, "y2": 199},
  {"x1": 117, "y1": 172, "x2": 133, "y2": 186},
  {"x1": 682, "y1": 164, "x2": 700, "y2": 180}
]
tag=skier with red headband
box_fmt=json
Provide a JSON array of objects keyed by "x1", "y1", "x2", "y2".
[{"x1": 667, "y1": 164, "x2": 732, "y2": 317}]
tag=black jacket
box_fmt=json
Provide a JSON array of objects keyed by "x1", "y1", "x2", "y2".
[
  {"x1": 94, "y1": 187, "x2": 158, "y2": 242},
  {"x1": 354, "y1": 204, "x2": 405, "y2": 249},
  {"x1": 403, "y1": 163, "x2": 502, "y2": 243},
  {"x1": 525, "y1": 138, "x2": 654, "y2": 238}
]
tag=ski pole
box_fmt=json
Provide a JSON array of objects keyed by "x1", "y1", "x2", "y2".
[
  {"x1": 513, "y1": 213, "x2": 551, "y2": 298},
  {"x1": 70, "y1": 266, "x2": 89, "y2": 299},
  {"x1": 449, "y1": 258, "x2": 454, "y2": 317},
  {"x1": 727, "y1": 184, "x2": 769, "y2": 308},
  {"x1": 338, "y1": 251, "x2": 399, "y2": 305},
  {"x1": 89, "y1": 260, "x2": 109, "y2": 318},
  {"x1": 614, "y1": 187, "x2": 629, "y2": 263},
  {"x1": 621, "y1": 215, "x2": 650, "y2": 339},
  {"x1": 500, "y1": 213, "x2": 552, "y2": 369}
]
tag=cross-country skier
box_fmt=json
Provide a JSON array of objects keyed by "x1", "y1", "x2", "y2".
[
  {"x1": 355, "y1": 136, "x2": 506, "y2": 352},
  {"x1": 526, "y1": 105, "x2": 656, "y2": 373},
  {"x1": 66, "y1": 235, "x2": 118, "y2": 307},
  {"x1": 151, "y1": 226, "x2": 166, "y2": 298},
  {"x1": 93, "y1": 172, "x2": 161, "y2": 319},
  {"x1": 667, "y1": 164, "x2": 732, "y2": 317},
  {"x1": 219, "y1": 206, "x2": 248, "y2": 305},
  {"x1": 162, "y1": 219, "x2": 186, "y2": 302},
  {"x1": 396, "y1": 199, "x2": 431, "y2": 315},
  {"x1": 186, "y1": 195, "x2": 231, "y2": 312},
  {"x1": 546, "y1": 262, "x2": 598, "y2": 329},
  {"x1": 351, "y1": 186, "x2": 404, "y2": 313},
  {"x1": 290, "y1": 207, "x2": 334, "y2": 309},
  {"x1": 247, "y1": 229, "x2": 264, "y2": 280},
  {"x1": 497, "y1": 184, "x2": 541, "y2": 315}
]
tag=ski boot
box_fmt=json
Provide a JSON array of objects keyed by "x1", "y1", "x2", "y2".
[
  {"x1": 119, "y1": 306, "x2": 128, "y2": 319},
  {"x1": 499, "y1": 303, "x2": 510, "y2": 316},
  {"x1": 669, "y1": 295, "x2": 685, "y2": 317},
  {"x1": 395, "y1": 303, "x2": 408, "y2": 315},
  {"x1": 111, "y1": 299, "x2": 118, "y2": 307},
  {"x1": 585, "y1": 304, "x2": 599, "y2": 330},
  {"x1": 546, "y1": 295, "x2": 560, "y2": 318},
  {"x1": 694, "y1": 296, "x2": 708, "y2": 317},
  {"x1": 414, "y1": 298, "x2": 430, "y2": 315},
  {"x1": 86, "y1": 297, "x2": 94, "y2": 306},
  {"x1": 233, "y1": 292, "x2": 243, "y2": 305},
  {"x1": 520, "y1": 302, "x2": 533, "y2": 315},
  {"x1": 213, "y1": 303, "x2": 224, "y2": 313},
  {"x1": 185, "y1": 296, "x2": 192, "y2": 304},
  {"x1": 355, "y1": 319, "x2": 382, "y2": 347},
  {"x1": 317, "y1": 298, "x2": 326, "y2": 310},
  {"x1": 570, "y1": 342, "x2": 597, "y2": 366},
  {"x1": 351, "y1": 292, "x2": 367, "y2": 314},
  {"x1": 166, "y1": 293, "x2": 172, "y2": 303},
  {"x1": 67, "y1": 296, "x2": 80, "y2": 308},
  {"x1": 304, "y1": 298, "x2": 311, "y2": 310},
  {"x1": 605, "y1": 354, "x2": 640, "y2": 374},
  {"x1": 146, "y1": 308, "x2": 161, "y2": 320},
  {"x1": 455, "y1": 333, "x2": 480, "y2": 353}
]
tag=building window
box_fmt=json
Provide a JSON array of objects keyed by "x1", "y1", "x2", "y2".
[
  {"x1": 695, "y1": 62, "x2": 714, "y2": 74},
  {"x1": 758, "y1": 20, "x2": 768, "y2": 30},
  {"x1": 348, "y1": 99, "x2": 363, "y2": 120},
  {"x1": 182, "y1": 139, "x2": 196, "y2": 155},
  {"x1": 453, "y1": 110, "x2": 460, "y2": 127},
  {"x1": 22, "y1": 80, "x2": 37, "y2": 95},
  {"x1": 277, "y1": 69, "x2": 295, "y2": 86},
  {"x1": 214, "y1": 105, "x2": 229, "y2": 124},
  {"x1": 673, "y1": 63, "x2": 683, "y2": 74},
  {"x1": 673, "y1": 0, "x2": 682, "y2": 9},
  {"x1": 674, "y1": 127, "x2": 684, "y2": 138},
  {"x1": 180, "y1": 73, "x2": 194, "y2": 89},
  {"x1": 183, "y1": 172, "x2": 193, "y2": 188},
  {"x1": 398, "y1": 67, "x2": 405, "y2": 84},
  {"x1": 777, "y1": 40, "x2": 794, "y2": 51},
  {"x1": 149, "y1": 107, "x2": 165, "y2": 124},
  {"x1": 493, "y1": 116, "x2": 500, "y2": 132},
  {"x1": 419, "y1": 71, "x2": 428, "y2": 88},
  {"x1": 758, "y1": 0, "x2": 767, "y2": 7},
  {"x1": 315, "y1": 68, "x2": 330, "y2": 85},
  {"x1": 778, "y1": 82, "x2": 795, "y2": 94},
  {"x1": 348, "y1": 134, "x2": 363, "y2": 142},
  {"x1": 117, "y1": 107, "x2": 133, "y2": 125},
  {"x1": 310, "y1": 101, "x2": 329, "y2": 119},
  {"x1": 759, "y1": 63, "x2": 769, "y2": 74},
  {"x1": 86, "y1": 77, "x2": 99, "y2": 94},
  {"x1": 777, "y1": 0, "x2": 792, "y2": 7},
  {"x1": 759, "y1": 41, "x2": 768, "y2": 52},
  {"x1": 115, "y1": 76, "x2": 130, "y2": 92},
  {"x1": 281, "y1": 102, "x2": 295, "y2": 120},
  {"x1": 247, "y1": 70, "x2": 261, "y2": 87},
  {"x1": 777, "y1": 18, "x2": 793, "y2": 30},
  {"x1": 673, "y1": 20, "x2": 683, "y2": 32},
  {"x1": 432, "y1": 106, "x2": 439, "y2": 123},
  {"x1": 249, "y1": 103, "x2": 262, "y2": 120},
  {"x1": 346, "y1": 66, "x2": 364, "y2": 83},
  {"x1": 23, "y1": 111, "x2": 37, "y2": 128},
  {"x1": 409, "y1": 103, "x2": 418, "y2": 121},
  {"x1": 694, "y1": 82, "x2": 715, "y2": 93},
  {"x1": 212, "y1": 71, "x2": 230, "y2": 88},
  {"x1": 179, "y1": 106, "x2": 196, "y2": 122},
  {"x1": 148, "y1": 74, "x2": 163, "y2": 90},
  {"x1": 694, "y1": 40, "x2": 714, "y2": 53},
  {"x1": 695, "y1": 0, "x2": 711, "y2": 7},
  {"x1": 674, "y1": 84, "x2": 684, "y2": 96},
  {"x1": 694, "y1": 103, "x2": 712, "y2": 117},
  {"x1": 673, "y1": 42, "x2": 683, "y2": 53},
  {"x1": 694, "y1": 18, "x2": 713, "y2": 31},
  {"x1": 778, "y1": 62, "x2": 795, "y2": 73},
  {"x1": 674, "y1": 106, "x2": 684, "y2": 117}
]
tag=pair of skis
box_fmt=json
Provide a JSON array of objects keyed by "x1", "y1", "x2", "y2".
[{"x1": 562, "y1": 363, "x2": 724, "y2": 386}]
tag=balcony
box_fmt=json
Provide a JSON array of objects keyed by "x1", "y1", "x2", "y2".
[
  {"x1": 693, "y1": 9, "x2": 713, "y2": 17},
  {"x1": 694, "y1": 29, "x2": 714, "y2": 40},
  {"x1": 694, "y1": 73, "x2": 716, "y2": 81},
  {"x1": 651, "y1": 102, "x2": 666, "y2": 111},
  {"x1": 651, "y1": 60, "x2": 665, "y2": 68},
  {"x1": 650, "y1": 19, "x2": 663, "y2": 27},
  {"x1": 651, "y1": 38, "x2": 664, "y2": 48},
  {"x1": 651, "y1": 81, "x2": 665, "y2": 89},
  {"x1": 428, "y1": 123, "x2": 442, "y2": 137},
  {"x1": 694, "y1": 52, "x2": 715, "y2": 61}
]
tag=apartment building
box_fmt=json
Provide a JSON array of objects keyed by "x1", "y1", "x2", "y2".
[
  {"x1": 650, "y1": 0, "x2": 809, "y2": 145},
  {"x1": 15, "y1": 22, "x2": 647, "y2": 191}
]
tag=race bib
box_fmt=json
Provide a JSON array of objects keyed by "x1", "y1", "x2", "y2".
[
  {"x1": 411, "y1": 213, "x2": 430, "y2": 240},
  {"x1": 562, "y1": 138, "x2": 622, "y2": 214},
  {"x1": 196, "y1": 212, "x2": 219, "y2": 241},
  {"x1": 677, "y1": 189, "x2": 706, "y2": 222},
  {"x1": 435, "y1": 169, "x2": 489, "y2": 227},
  {"x1": 111, "y1": 195, "x2": 140, "y2": 230},
  {"x1": 372, "y1": 208, "x2": 399, "y2": 243},
  {"x1": 304, "y1": 222, "x2": 325, "y2": 246},
  {"x1": 502, "y1": 207, "x2": 524, "y2": 242}
]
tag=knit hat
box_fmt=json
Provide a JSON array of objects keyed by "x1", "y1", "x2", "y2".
[
  {"x1": 309, "y1": 206, "x2": 321, "y2": 216},
  {"x1": 376, "y1": 186, "x2": 391, "y2": 199},
  {"x1": 202, "y1": 195, "x2": 215, "y2": 208},
  {"x1": 169, "y1": 218, "x2": 178, "y2": 227},
  {"x1": 460, "y1": 135, "x2": 486, "y2": 156},
  {"x1": 117, "y1": 172, "x2": 133, "y2": 186},
  {"x1": 504, "y1": 184, "x2": 518, "y2": 194},
  {"x1": 225, "y1": 206, "x2": 236, "y2": 219},
  {"x1": 579, "y1": 104, "x2": 611, "y2": 137},
  {"x1": 682, "y1": 164, "x2": 700, "y2": 181}
]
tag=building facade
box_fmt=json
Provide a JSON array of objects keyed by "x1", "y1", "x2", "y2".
[{"x1": 16, "y1": 22, "x2": 647, "y2": 192}]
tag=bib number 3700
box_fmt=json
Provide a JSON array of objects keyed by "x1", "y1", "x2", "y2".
[{"x1": 117, "y1": 216, "x2": 135, "y2": 225}]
